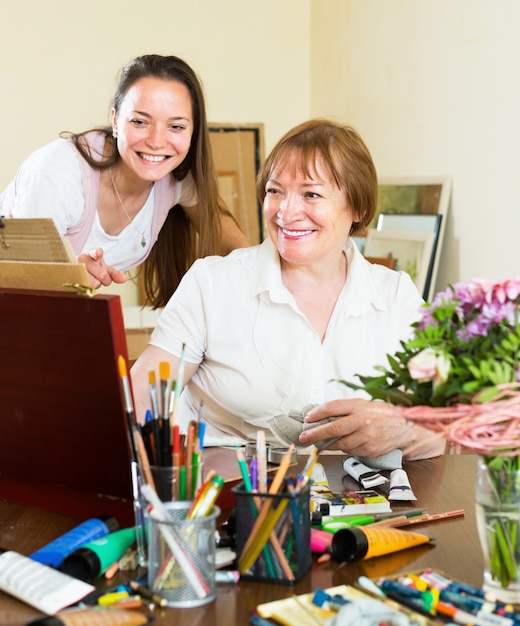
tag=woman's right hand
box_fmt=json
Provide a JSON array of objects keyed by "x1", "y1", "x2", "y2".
[{"x1": 77, "y1": 247, "x2": 128, "y2": 288}]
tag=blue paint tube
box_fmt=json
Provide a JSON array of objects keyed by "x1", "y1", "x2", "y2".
[
  {"x1": 30, "y1": 515, "x2": 119, "y2": 568},
  {"x1": 60, "y1": 527, "x2": 137, "y2": 582}
]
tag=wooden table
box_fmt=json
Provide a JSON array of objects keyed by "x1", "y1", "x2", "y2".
[{"x1": 0, "y1": 453, "x2": 479, "y2": 626}]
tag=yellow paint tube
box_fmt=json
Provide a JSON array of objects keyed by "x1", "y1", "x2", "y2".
[{"x1": 330, "y1": 525, "x2": 431, "y2": 562}]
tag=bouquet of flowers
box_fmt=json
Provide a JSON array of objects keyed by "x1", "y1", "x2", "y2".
[
  {"x1": 344, "y1": 276, "x2": 520, "y2": 410},
  {"x1": 340, "y1": 275, "x2": 520, "y2": 594}
]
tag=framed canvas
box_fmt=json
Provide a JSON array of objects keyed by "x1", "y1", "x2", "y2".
[
  {"x1": 376, "y1": 213, "x2": 442, "y2": 301},
  {"x1": 356, "y1": 176, "x2": 451, "y2": 301},
  {"x1": 373, "y1": 175, "x2": 451, "y2": 226},
  {"x1": 364, "y1": 229, "x2": 435, "y2": 298}
]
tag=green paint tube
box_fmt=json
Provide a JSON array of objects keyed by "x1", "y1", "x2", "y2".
[{"x1": 60, "y1": 527, "x2": 136, "y2": 582}]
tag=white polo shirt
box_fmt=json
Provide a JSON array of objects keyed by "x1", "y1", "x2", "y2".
[{"x1": 150, "y1": 238, "x2": 423, "y2": 446}]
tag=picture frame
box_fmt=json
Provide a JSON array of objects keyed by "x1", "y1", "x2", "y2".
[
  {"x1": 357, "y1": 175, "x2": 451, "y2": 301},
  {"x1": 364, "y1": 229, "x2": 435, "y2": 298},
  {"x1": 373, "y1": 175, "x2": 451, "y2": 227},
  {"x1": 209, "y1": 123, "x2": 265, "y2": 244},
  {"x1": 376, "y1": 213, "x2": 442, "y2": 301}
]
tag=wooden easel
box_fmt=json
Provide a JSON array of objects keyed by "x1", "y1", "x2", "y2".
[{"x1": 0, "y1": 217, "x2": 91, "y2": 293}]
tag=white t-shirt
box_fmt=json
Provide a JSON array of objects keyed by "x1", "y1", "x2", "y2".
[
  {"x1": 150, "y1": 238, "x2": 424, "y2": 446},
  {"x1": 0, "y1": 137, "x2": 197, "y2": 271}
]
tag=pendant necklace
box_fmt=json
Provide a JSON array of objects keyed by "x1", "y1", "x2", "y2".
[{"x1": 109, "y1": 167, "x2": 147, "y2": 248}]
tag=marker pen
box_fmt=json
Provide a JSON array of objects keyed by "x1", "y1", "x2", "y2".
[
  {"x1": 97, "y1": 590, "x2": 130, "y2": 606},
  {"x1": 310, "y1": 528, "x2": 334, "y2": 553},
  {"x1": 215, "y1": 570, "x2": 240, "y2": 583},
  {"x1": 187, "y1": 474, "x2": 224, "y2": 519},
  {"x1": 60, "y1": 527, "x2": 136, "y2": 582},
  {"x1": 320, "y1": 514, "x2": 376, "y2": 533},
  {"x1": 380, "y1": 579, "x2": 423, "y2": 599},
  {"x1": 30, "y1": 515, "x2": 119, "y2": 568},
  {"x1": 356, "y1": 575, "x2": 386, "y2": 597},
  {"x1": 250, "y1": 615, "x2": 279, "y2": 626}
]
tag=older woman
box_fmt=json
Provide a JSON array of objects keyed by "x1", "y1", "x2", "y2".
[{"x1": 131, "y1": 119, "x2": 444, "y2": 460}]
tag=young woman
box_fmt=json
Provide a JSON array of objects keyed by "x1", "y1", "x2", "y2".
[{"x1": 1, "y1": 54, "x2": 248, "y2": 306}]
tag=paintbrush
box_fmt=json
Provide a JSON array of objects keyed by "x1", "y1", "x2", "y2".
[
  {"x1": 117, "y1": 356, "x2": 155, "y2": 488},
  {"x1": 148, "y1": 370, "x2": 160, "y2": 420},
  {"x1": 148, "y1": 370, "x2": 162, "y2": 466},
  {"x1": 171, "y1": 343, "x2": 186, "y2": 426},
  {"x1": 159, "y1": 361, "x2": 171, "y2": 464}
]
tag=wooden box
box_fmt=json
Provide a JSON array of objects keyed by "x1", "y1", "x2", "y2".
[{"x1": 0, "y1": 288, "x2": 135, "y2": 526}]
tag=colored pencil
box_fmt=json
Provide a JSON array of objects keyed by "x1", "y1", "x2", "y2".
[
  {"x1": 256, "y1": 430, "x2": 267, "y2": 493},
  {"x1": 378, "y1": 509, "x2": 465, "y2": 528},
  {"x1": 141, "y1": 484, "x2": 210, "y2": 599},
  {"x1": 238, "y1": 445, "x2": 295, "y2": 574}
]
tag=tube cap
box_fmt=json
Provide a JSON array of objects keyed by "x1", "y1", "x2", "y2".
[
  {"x1": 98, "y1": 514, "x2": 119, "y2": 534},
  {"x1": 311, "y1": 512, "x2": 323, "y2": 526},
  {"x1": 330, "y1": 527, "x2": 369, "y2": 562},
  {"x1": 60, "y1": 547, "x2": 102, "y2": 582}
]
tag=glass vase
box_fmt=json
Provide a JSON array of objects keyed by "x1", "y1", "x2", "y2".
[{"x1": 475, "y1": 455, "x2": 520, "y2": 603}]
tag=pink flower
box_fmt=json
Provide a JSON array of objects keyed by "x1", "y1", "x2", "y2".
[{"x1": 408, "y1": 348, "x2": 451, "y2": 386}]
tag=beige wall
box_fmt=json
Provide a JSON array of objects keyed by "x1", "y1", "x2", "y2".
[
  {"x1": 0, "y1": 0, "x2": 310, "y2": 186},
  {"x1": 3, "y1": 0, "x2": 520, "y2": 300},
  {"x1": 311, "y1": 0, "x2": 520, "y2": 290}
]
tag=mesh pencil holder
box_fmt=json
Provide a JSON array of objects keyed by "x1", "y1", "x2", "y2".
[
  {"x1": 147, "y1": 501, "x2": 219, "y2": 607},
  {"x1": 233, "y1": 481, "x2": 311, "y2": 584}
]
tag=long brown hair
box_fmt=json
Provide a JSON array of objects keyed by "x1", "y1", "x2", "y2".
[{"x1": 66, "y1": 54, "x2": 223, "y2": 308}]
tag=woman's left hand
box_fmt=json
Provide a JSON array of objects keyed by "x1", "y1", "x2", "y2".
[{"x1": 299, "y1": 398, "x2": 444, "y2": 460}]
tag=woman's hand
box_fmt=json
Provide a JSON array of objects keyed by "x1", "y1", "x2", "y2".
[
  {"x1": 77, "y1": 247, "x2": 127, "y2": 288},
  {"x1": 298, "y1": 398, "x2": 445, "y2": 460}
]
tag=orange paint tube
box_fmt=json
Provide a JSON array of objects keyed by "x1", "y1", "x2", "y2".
[{"x1": 329, "y1": 525, "x2": 431, "y2": 562}]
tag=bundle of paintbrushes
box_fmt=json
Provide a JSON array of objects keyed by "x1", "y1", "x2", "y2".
[{"x1": 118, "y1": 346, "x2": 206, "y2": 502}]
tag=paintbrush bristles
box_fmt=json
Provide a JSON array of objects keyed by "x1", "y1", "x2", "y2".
[
  {"x1": 118, "y1": 355, "x2": 128, "y2": 378},
  {"x1": 148, "y1": 370, "x2": 160, "y2": 420},
  {"x1": 159, "y1": 361, "x2": 170, "y2": 381},
  {"x1": 159, "y1": 361, "x2": 171, "y2": 421}
]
